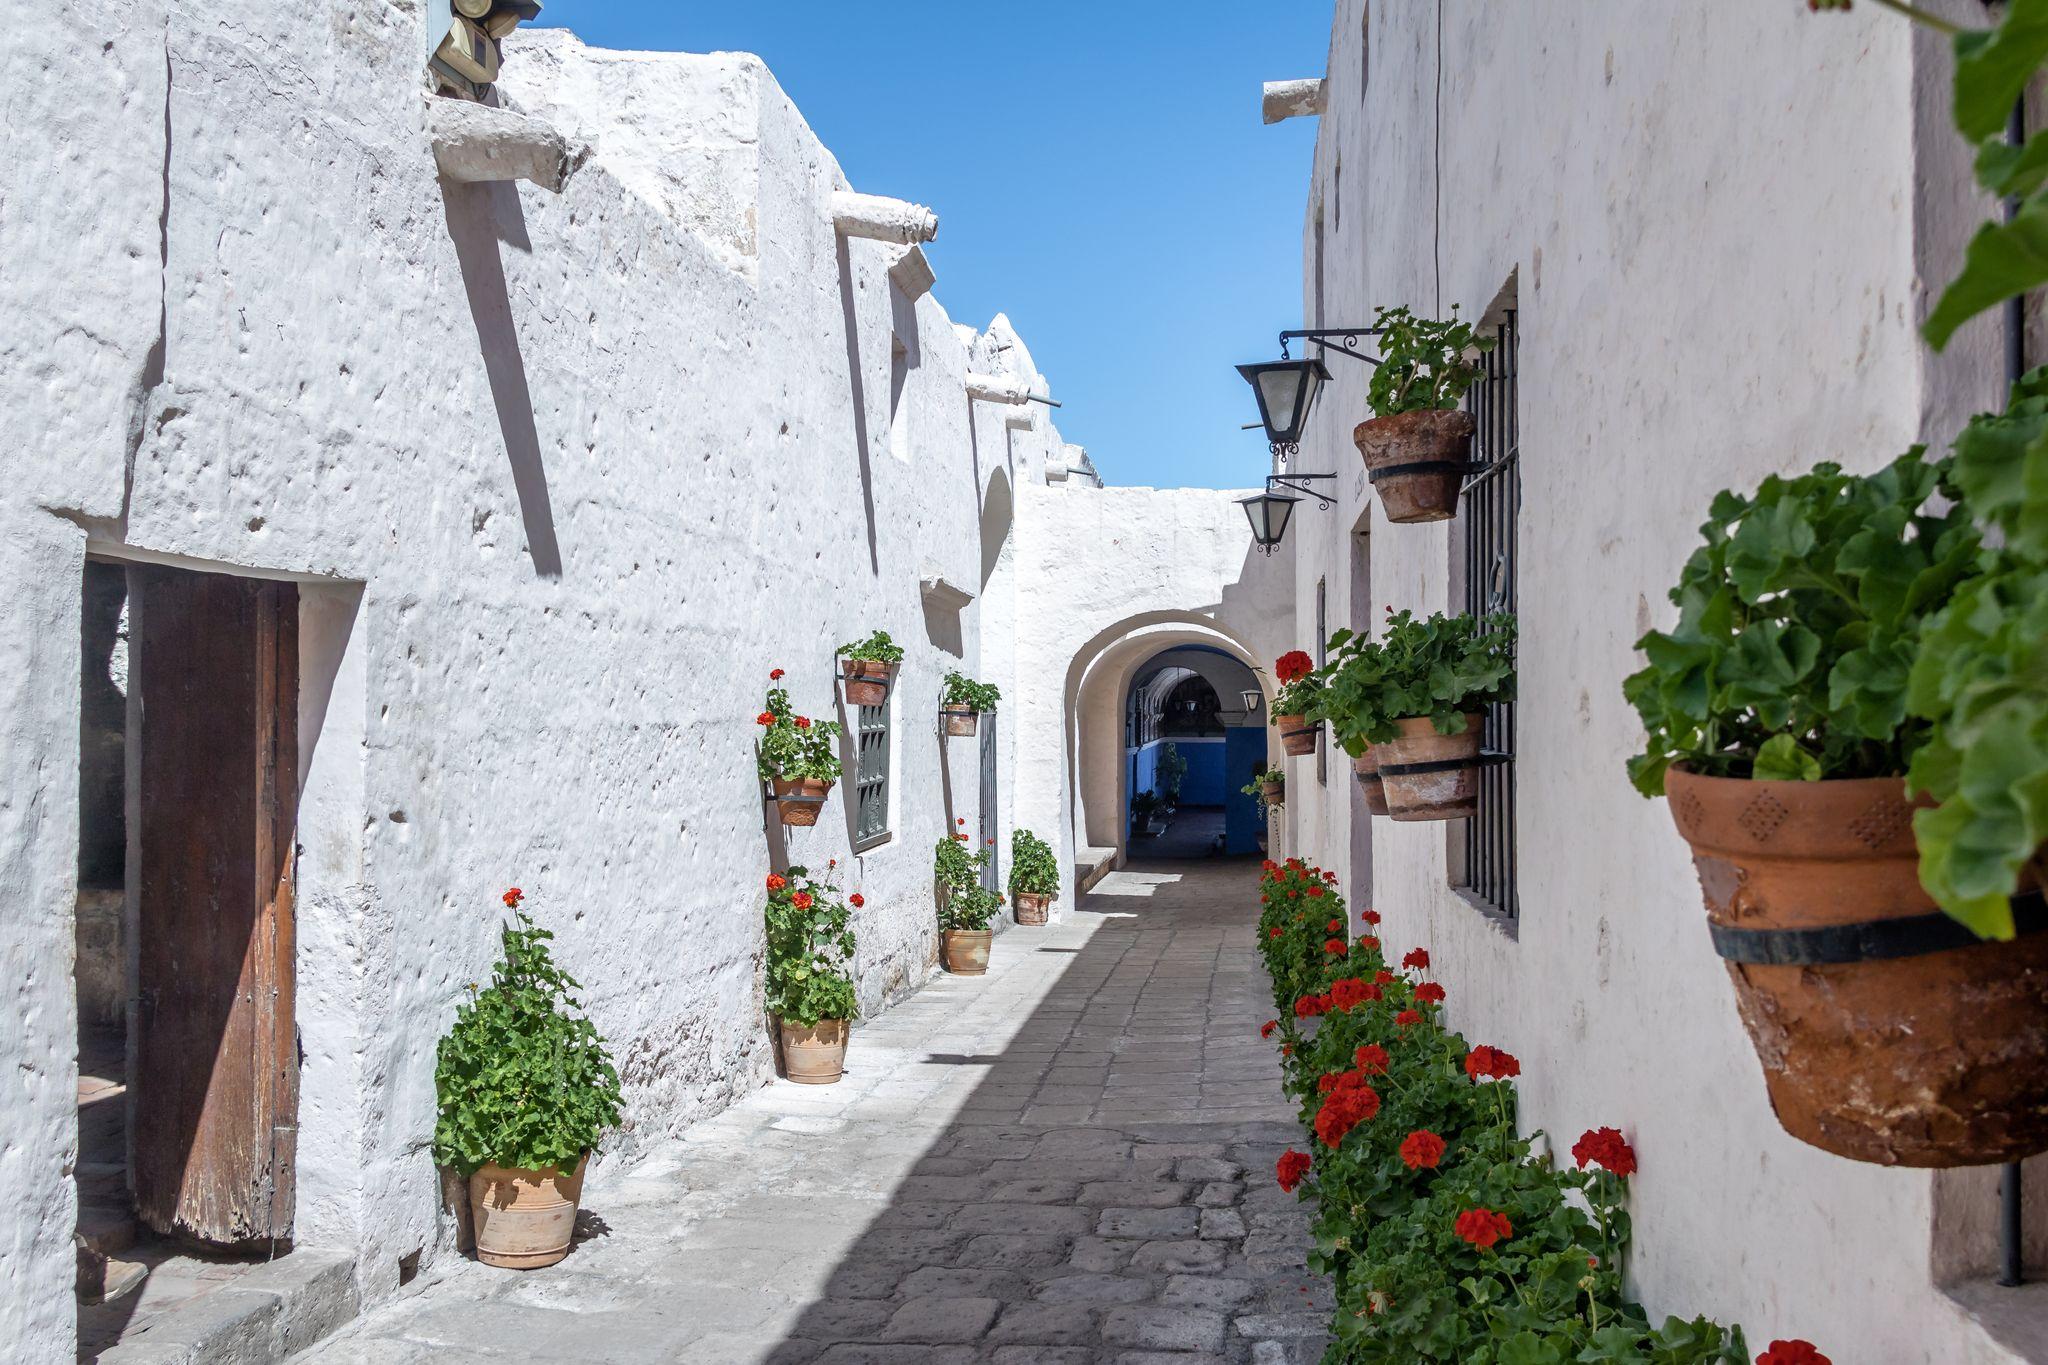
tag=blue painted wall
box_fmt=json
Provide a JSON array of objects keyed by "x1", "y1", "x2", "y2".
[
  {"x1": 1129, "y1": 738, "x2": 1227, "y2": 806},
  {"x1": 1222, "y1": 728, "x2": 1266, "y2": 855},
  {"x1": 1127, "y1": 734, "x2": 1264, "y2": 855}
]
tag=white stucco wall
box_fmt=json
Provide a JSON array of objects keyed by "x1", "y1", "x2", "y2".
[
  {"x1": 1284, "y1": 3, "x2": 2035, "y2": 1361},
  {"x1": 0, "y1": 12, "x2": 1111, "y2": 1354}
]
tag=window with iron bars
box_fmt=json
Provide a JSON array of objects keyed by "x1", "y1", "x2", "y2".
[
  {"x1": 854, "y1": 701, "x2": 891, "y2": 848},
  {"x1": 1452, "y1": 310, "x2": 1518, "y2": 918}
]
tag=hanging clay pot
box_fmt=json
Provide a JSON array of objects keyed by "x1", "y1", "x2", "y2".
[
  {"x1": 1377, "y1": 715, "x2": 1483, "y2": 821},
  {"x1": 942, "y1": 709, "x2": 980, "y2": 738},
  {"x1": 840, "y1": 659, "x2": 893, "y2": 707},
  {"x1": 1354, "y1": 408, "x2": 1476, "y2": 523},
  {"x1": 1351, "y1": 746, "x2": 1390, "y2": 817},
  {"x1": 770, "y1": 776, "x2": 833, "y2": 827},
  {"x1": 1665, "y1": 767, "x2": 2048, "y2": 1167},
  {"x1": 1276, "y1": 714, "x2": 1319, "y2": 757}
]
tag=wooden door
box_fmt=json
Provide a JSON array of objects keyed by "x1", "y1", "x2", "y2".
[{"x1": 131, "y1": 565, "x2": 299, "y2": 1248}]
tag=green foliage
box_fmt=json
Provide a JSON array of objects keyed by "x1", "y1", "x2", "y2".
[
  {"x1": 1243, "y1": 765, "x2": 1284, "y2": 815},
  {"x1": 1905, "y1": 369, "x2": 2048, "y2": 938},
  {"x1": 934, "y1": 829, "x2": 1001, "y2": 930},
  {"x1": 1366, "y1": 305, "x2": 1495, "y2": 418},
  {"x1": 836, "y1": 629, "x2": 905, "y2": 664},
  {"x1": 1315, "y1": 612, "x2": 1517, "y2": 752},
  {"x1": 1255, "y1": 862, "x2": 1748, "y2": 1364},
  {"x1": 942, "y1": 670, "x2": 1002, "y2": 713},
  {"x1": 1009, "y1": 828, "x2": 1059, "y2": 899},
  {"x1": 1131, "y1": 789, "x2": 1163, "y2": 826},
  {"x1": 941, "y1": 883, "x2": 1003, "y2": 932},
  {"x1": 1159, "y1": 742, "x2": 1189, "y2": 803},
  {"x1": 1622, "y1": 449, "x2": 1978, "y2": 796},
  {"x1": 755, "y1": 684, "x2": 844, "y2": 784},
  {"x1": 764, "y1": 865, "x2": 858, "y2": 1028},
  {"x1": 432, "y1": 894, "x2": 623, "y2": 1178}
]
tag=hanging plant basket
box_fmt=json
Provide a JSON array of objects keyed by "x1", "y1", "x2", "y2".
[
  {"x1": 942, "y1": 708, "x2": 980, "y2": 737},
  {"x1": 1377, "y1": 715, "x2": 1482, "y2": 821},
  {"x1": 1013, "y1": 892, "x2": 1052, "y2": 927},
  {"x1": 1354, "y1": 409, "x2": 1476, "y2": 524},
  {"x1": 840, "y1": 659, "x2": 894, "y2": 707},
  {"x1": 1665, "y1": 766, "x2": 2048, "y2": 1168},
  {"x1": 768, "y1": 776, "x2": 833, "y2": 828},
  {"x1": 1260, "y1": 777, "x2": 1285, "y2": 807},
  {"x1": 777, "y1": 1017, "x2": 849, "y2": 1086},
  {"x1": 1276, "y1": 714, "x2": 1319, "y2": 757},
  {"x1": 941, "y1": 928, "x2": 991, "y2": 975},
  {"x1": 1351, "y1": 745, "x2": 1390, "y2": 817}
]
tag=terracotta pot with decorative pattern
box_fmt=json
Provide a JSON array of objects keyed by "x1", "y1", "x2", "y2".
[
  {"x1": 1377, "y1": 716, "x2": 1482, "y2": 822},
  {"x1": 1013, "y1": 892, "x2": 1051, "y2": 926},
  {"x1": 1353, "y1": 408, "x2": 1476, "y2": 523},
  {"x1": 941, "y1": 928, "x2": 991, "y2": 975},
  {"x1": 942, "y1": 709, "x2": 980, "y2": 737},
  {"x1": 778, "y1": 1017, "x2": 849, "y2": 1085},
  {"x1": 840, "y1": 659, "x2": 893, "y2": 707},
  {"x1": 1350, "y1": 746, "x2": 1390, "y2": 817},
  {"x1": 1276, "y1": 714, "x2": 1319, "y2": 757},
  {"x1": 770, "y1": 776, "x2": 832, "y2": 827},
  {"x1": 1665, "y1": 767, "x2": 2048, "y2": 1167},
  {"x1": 470, "y1": 1156, "x2": 587, "y2": 1270}
]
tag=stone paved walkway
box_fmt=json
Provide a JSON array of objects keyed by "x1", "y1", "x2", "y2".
[{"x1": 291, "y1": 860, "x2": 1330, "y2": 1364}]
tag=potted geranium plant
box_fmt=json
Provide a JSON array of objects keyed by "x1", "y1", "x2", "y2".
[
  {"x1": 764, "y1": 865, "x2": 858, "y2": 1084},
  {"x1": 1245, "y1": 763, "x2": 1285, "y2": 810},
  {"x1": 756, "y1": 677, "x2": 843, "y2": 827},
  {"x1": 1322, "y1": 610, "x2": 1514, "y2": 821},
  {"x1": 935, "y1": 828, "x2": 1000, "y2": 973},
  {"x1": 1625, "y1": 444, "x2": 2048, "y2": 1167},
  {"x1": 433, "y1": 888, "x2": 622, "y2": 1270},
  {"x1": 1271, "y1": 650, "x2": 1323, "y2": 757},
  {"x1": 1009, "y1": 828, "x2": 1058, "y2": 926},
  {"x1": 836, "y1": 630, "x2": 904, "y2": 707},
  {"x1": 940, "y1": 670, "x2": 1001, "y2": 737},
  {"x1": 1311, "y1": 634, "x2": 1389, "y2": 816},
  {"x1": 1354, "y1": 305, "x2": 1492, "y2": 523}
]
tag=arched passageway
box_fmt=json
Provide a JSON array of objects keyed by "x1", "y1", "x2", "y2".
[{"x1": 1122, "y1": 646, "x2": 1267, "y2": 860}]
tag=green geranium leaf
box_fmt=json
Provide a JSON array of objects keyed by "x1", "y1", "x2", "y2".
[
  {"x1": 1924, "y1": 190, "x2": 2048, "y2": 351},
  {"x1": 1953, "y1": 0, "x2": 2048, "y2": 144},
  {"x1": 1753, "y1": 733, "x2": 1822, "y2": 782}
]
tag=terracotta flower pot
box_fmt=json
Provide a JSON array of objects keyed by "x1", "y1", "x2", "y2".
[
  {"x1": 778, "y1": 1017, "x2": 849, "y2": 1085},
  {"x1": 1377, "y1": 715, "x2": 1483, "y2": 821},
  {"x1": 1260, "y1": 779, "x2": 1285, "y2": 807},
  {"x1": 769, "y1": 776, "x2": 833, "y2": 827},
  {"x1": 469, "y1": 1155, "x2": 587, "y2": 1270},
  {"x1": 1351, "y1": 746, "x2": 1390, "y2": 817},
  {"x1": 1276, "y1": 714, "x2": 1319, "y2": 757},
  {"x1": 1353, "y1": 408, "x2": 1477, "y2": 523},
  {"x1": 1013, "y1": 892, "x2": 1051, "y2": 926},
  {"x1": 942, "y1": 709, "x2": 980, "y2": 737},
  {"x1": 840, "y1": 659, "x2": 893, "y2": 707},
  {"x1": 1666, "y1": 767, "x2": 2048, "y2": 1167},
  {"x1": 942, "y1": 928, "x2": 991, "y2": 975}
]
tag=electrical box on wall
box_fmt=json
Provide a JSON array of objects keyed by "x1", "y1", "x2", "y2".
[{"x1": 426, "y1": 0, "x2": 542, "y2": 98}]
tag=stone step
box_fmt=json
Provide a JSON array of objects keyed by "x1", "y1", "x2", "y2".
[
  {"x1": 77, "y1": 1203, "x2": 137, "y2": 1257},
  {"x1": 77, "y1": 1160, "x2": 128, "y2": 1206}
]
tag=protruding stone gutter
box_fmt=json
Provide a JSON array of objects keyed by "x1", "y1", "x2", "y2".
[
  {"x1": 94, "y1": 1250, "x2": 358, "y2": 1365},
  {"x1": 428, "y1": 97, "x2": 573, "y2": 193},
  {"x1": 965, "y1": 374, "x2": 1031, "y2": 405},
  {"x1": 831, "y1": 191, "x2": 940, "y2": 244},
  {"x1": 1262, "y1": 78, "x2": 1327, "y2": 124}
]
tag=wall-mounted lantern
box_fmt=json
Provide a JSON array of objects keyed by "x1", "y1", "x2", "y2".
[
  {"x1": 1236, "y1": 359, "x2": 1329, "y2": 457},
  {"x1": 1238, "y1": 475, "x2": 1335, "y2": 556},
  {"x1": 1240, "y1": 687, "x2": 1264, "y2": 714}
]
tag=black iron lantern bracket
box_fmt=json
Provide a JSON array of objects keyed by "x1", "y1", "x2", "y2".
[
  {"x1": 1279, "y1": 327, "x2": 1384, "y2": 365},
  {"x1": 1266, "y1": 472, "x2": 1336, "y2": 509}
]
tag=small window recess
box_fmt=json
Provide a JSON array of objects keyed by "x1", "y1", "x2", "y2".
[{"x1": 853, "y1": 696, "x2": 893, "y2": 851}]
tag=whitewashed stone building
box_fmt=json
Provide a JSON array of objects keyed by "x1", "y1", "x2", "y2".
[
  {"x1": 0, "y1": 6, "x2": 1287, "y2": 1358},
  {"x1": 1275, "y1": 3, "x2": 2044, "y2": 1362}
]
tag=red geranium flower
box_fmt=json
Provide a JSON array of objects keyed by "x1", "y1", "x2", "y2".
[
  {"x1": 1414, "y1": 982, "x2": 1446, "y2": 1004},
  {"x1": 1756, "y1": 1343, "x2": 1831, "y2": 1365},
  {"x1": 1275, "y1": 650, "x2": 1315, "y2": 683},
  {"x1": 1354, "y1": 1043, "x2": 1390, "y2": 1074},
  {"x1": 849, "y1": 893, "x2": 865, "y2": 908},
  {"x1": 1402, "y1": 948, "x2": 1430, "y2": 970},
  {"x1": 1260, "y1": 1020, "x2": 1278, "y2": 1039},
  {"x1": 1280, "y1": 1043, "x2": 1293, "y2": 1056},
  {"x1": 1361, "y1": 909, "x2": 1382, "y2": 926},
  {"x1": 791, "y1": 891, "x2": 812, "y2": 910},
  {"x1": 1324, "y1": 938, "x2": 1348, "y2": 956},
  {"x1": 1293, "y1": 993, "x2": 1330, "y2": 1019},
  {"x1": 1276, "y1": 1150, "x2": 1312, "y2": 1192},
  {"x1": 770, "y1": 668, "x2": 785, "y2": 680},
  {"x1": 1327, "y1": 919, "x2": 1342, "y2": 933},
  {"x1": 1465, "y1": 1044, "x2": 1522, "y2": 1081},
  {"x1": 1314, "y1": 1084, "x2": 1380, "y2": 1146},
  {"x1": 957, "y1": 817, "x2": 966, "y2": 825},
  {"x1": 1454, "y1": 1208, "x2": 1513, "y2": 1250},
  {"x1": 756, "y1": 711, "x2": 775, "y2": 726},
  {"x1": 765, "y1": 874, "x2": 786, "y2": 892},
  {"x1": 1373, "y1": 970, "x2": 1395, "y2": 985},
  {"x1": 1269, "y1": 927, "x2": 1283, "y2": 940},
  {"x1": 1395, "y1": 1009, "x2": 1423, "y2": 1027},
  {"x1": 1306, "y1": 885, "x2": 1324, "y2": 899},
  {"x1": 1400, "y1": 1130, "x2": 1446, "y2": 1170},
  {"x1": 1357, "y1": 935, "x2": 1381, "y2": 952},
  {"x1": 1328, "y1": 978, "x2": 1370, "y2": 1012},
  {"x1": 1323, "y1": 870, "x2": 1338, "y2": 883},
  {"x1": 1571, "y1": 1127, "x2": 1638, "y2": 1178},
  {"x1": 503, "y1": 887, "x2": 524, "y2": 908},
  {"x1": 795, "y1": 716, "x2": 811, "y2": 730}
]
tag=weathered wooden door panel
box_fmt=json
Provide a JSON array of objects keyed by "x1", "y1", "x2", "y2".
[{"x1": 131, "y1": 566, "x2": 298, "y2": 1247}]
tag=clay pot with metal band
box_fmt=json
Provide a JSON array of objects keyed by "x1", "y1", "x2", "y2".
[
  {"x1": 1013, "y1": 892, "x2": 1051, "y2": 926},
  {"x1": 1351, "y1": 745, "x2": 1390, "y2": 817},
  {"x1": 1260, "y1": 778, "x2": 1285, "y2": 807},
  {"x1": 1276, "y1": 714, "x2": 1319, "y2": 757},
  {"x1": 770, "y1": 776, "x2": 832, "y2": 827},
  {"x1": 942, "y1": 928, "x2": 991, "y2": 975},
  {"x1": 942, "y1": 709, "x2": 980, "y2": 737},
  {"x1": 1665, "y1": 766, "x2": 2048, "y2": 1167},
  {"x1": 1376, "y1": 715, "x2": 1483, "y2": 821},
  {"x1": 469, "y1": 1156, "x2": 587, "y2": 1270},
  {"x1": 840, "y1": 659, "x2": 893, "y2": 707},
  {"x1": 1353, "y1": 408, "x2": 1476, "y2": 523},
  {"x1": 778, "y1": 1017, "x2": 849, "y2": 1085}
]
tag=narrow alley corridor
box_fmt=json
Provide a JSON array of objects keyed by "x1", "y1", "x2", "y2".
[{"x1": 293, "y1": 861, "x2": 1329, "y2": 1364}]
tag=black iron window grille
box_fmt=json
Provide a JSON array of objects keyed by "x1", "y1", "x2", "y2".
[
  {"x1": 854, "y1": 701, "x2": 891, "y2": 848},
  {"x1": 1455, "y1": 310, "x2": 1519, "y2": 917}
]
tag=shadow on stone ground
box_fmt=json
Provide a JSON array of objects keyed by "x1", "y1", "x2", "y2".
[{"x1": 289, "y1": 860, "x2": 1330, "y2": 1364}]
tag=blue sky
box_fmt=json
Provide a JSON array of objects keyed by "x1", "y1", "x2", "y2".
[{"x1": 530, "y1": 3, "x2": 1330, "y2": 490}]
